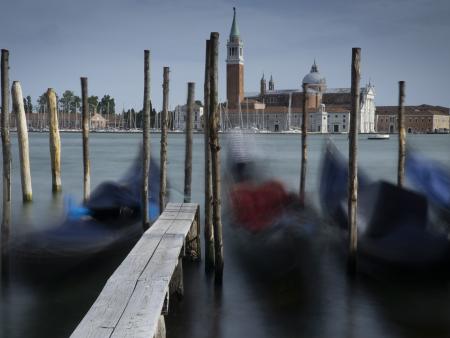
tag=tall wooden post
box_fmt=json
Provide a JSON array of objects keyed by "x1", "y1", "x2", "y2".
[
  {"x1": 348, "y1": 47, "x2": 361, "y2": 274},
  {"x1": 209, "y1": 32, "x2": 224, "y2": 282},
  {"x1": 1, "y1": 49, "x2": 11, "y2": 269},
  {"x1": 47, "y1": 88, "x2": 62, "y2": 193},
  {"x1": 299, "y1": 83, "x2": 308, "y2": 207},
  {"x1": 12, "y1": 81, "x2": 32, "y2": 202},
  {"x1": 184, "y1": 82, "x2": 194, "y2": 203},
  {"x1": 160, "y1": 67, "x2": 169, "y2": 213},
  {"x1": 204, "y1": 39, "x2": 215, "y2": 271},
  {"x1": 142, "y1": 50, "x2": 151, "y2": 230},
  {"x1": 397, "y1": 81, "x2": 406, "y2": 188},
  {"x1": 81, "y1": 77, "x2": 90, "y2": 202}
]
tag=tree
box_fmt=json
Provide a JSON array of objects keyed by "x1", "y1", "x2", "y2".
[
  {"x1": 98, "y1": 95, "x2": 115, "y2": 115},
  {"x1": 26, "y1": 96, "x2": 33, "y2": 113},
  {"x1": 59, "y1": 90, "x2": 75, "y2": 112},
  {"x1": 88, "y1": 96, "x2": 99, "y2": 114},
  {"x1": 72, "y1": 95, "x2": 81, "y2": 113},
  {"x1": 37, "y1": 93, "x2": 48, "y2": 113}
]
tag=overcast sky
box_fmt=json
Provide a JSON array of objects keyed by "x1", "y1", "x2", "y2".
[{"x1": 1, "y1": 0, "x2": 449, "y2": 111}]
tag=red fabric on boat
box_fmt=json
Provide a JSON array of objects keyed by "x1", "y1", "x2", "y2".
[{"x1": 230, "y1": 180, "x2": 291, "y2": 232}]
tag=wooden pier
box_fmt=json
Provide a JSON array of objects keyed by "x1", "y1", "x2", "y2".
[{"x1": 71, "y1": 202, "x2": 200, "y2": 338}]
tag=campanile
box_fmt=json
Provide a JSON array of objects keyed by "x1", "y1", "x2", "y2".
[{"x1": 226, "y1": 7, "x2": 244, "y2": 110}]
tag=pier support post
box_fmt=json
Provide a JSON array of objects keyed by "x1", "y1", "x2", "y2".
[
  {"x1": 397, "y1": 81, "x2": 406, "y2": 188},
  {"x1": 348, "y1": 47, "x2": 361, "y2": 274},
  {"x1": 160, "y1": 67, "x2": 169, "y2": 213},
  {"x1": 299, "y1": 83, "x2": 308, "y2": 207},
  {"x1": 204, "y1": 39, "x2": 215, "y2": 271},
  {"x1": 81, "y1": 77, "x2": 90, "y2": 202},
  {"x1": 209, "y1": 32, "x2": 224, "y2": 283},
  {"x1": 184, "y1": 82, "x2": 194, "y2": 203},
  {"x1": 142, "y1": 50, "x2": 151, "y2": 230},
  {"x1": 1, "y1": 49, "x2": 11, "y2": 272},
  {"x1": 47, "y1": 88, "x2": 62, "y2": 193},
  {"x1": 169, "y1": 257, "x2": 184, "y2": 300},
  {"x1": 186, "y1": 205, "x2": 201, "y2": 260},
  {"x1": 12, "y1": 81, "x2": 32, "y2": 202},
  {"x1": 154, "y1": 315, "x2": 166, "y2": 338}
]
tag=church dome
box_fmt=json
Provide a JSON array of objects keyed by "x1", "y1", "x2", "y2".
[{"x1": 302, "y1": 60, "x2": 326, "y2": 85}]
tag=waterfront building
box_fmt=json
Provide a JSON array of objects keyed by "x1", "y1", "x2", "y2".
[
  {"x1": 225, "y1": 8, "x2": 376, "y2": 133},
  {"x1": 173, "y1": 103, "x2": 204, "y2": 130},
  {"x1": 376, "y1": 105, "x2": 450, "y2": 133},
  {"x1": 91, "y1": 113, "x2": 107, "y2": 129}
]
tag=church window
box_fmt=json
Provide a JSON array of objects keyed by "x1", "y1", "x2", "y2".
[
  {"x1": 240, "y1": 48, "x2": 242, "y2": 56},
  {"x1": 343, "y1": 125, "x2": 346, "y2": 129}
]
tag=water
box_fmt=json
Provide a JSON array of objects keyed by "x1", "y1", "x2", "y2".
[{"x1": 0, "y1": 132, "x2": 449, "y2": 338}]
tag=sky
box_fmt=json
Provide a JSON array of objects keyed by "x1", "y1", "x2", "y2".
[{"x1": 1, "y1": 0, "x2": 449, "y2": 112}]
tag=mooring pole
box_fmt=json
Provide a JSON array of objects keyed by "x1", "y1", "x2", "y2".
[
  {"x1": 397, "y1": 81, "x2": 406, "y2": 188},
  {"x1": 1, "y1": 49, "x2": 11, "y2": 272},
  {"x1": 47, "y1": 88, "x2": 62, "y2": 193},
  {"x1": 142, "y1": 50, "x2": 151, "y2": 230},
  {"x1": 209, "y1": 32, "x2": 224, "y2": 283},
  {"x1": 12, "y1": 81, "x2": 32, "y2": 202},
  {"x1": 204, "y1": 39, "x2": 215, "y2": 271},
  {"x1": 81, "y1": 77, "x2": 90, "y2": 202},
  {"x1": 299, "y1": 83, "x2": 308, "y2": 207},
  {"x1": 348, "y1": 47, "x2": 361, "y2": 274},
  {"x1": 184, "y1": 82, "x2": 194, "y2": 203},
  {"x1": 160, "y1": 67, "x2": 169, "y2": 213}
]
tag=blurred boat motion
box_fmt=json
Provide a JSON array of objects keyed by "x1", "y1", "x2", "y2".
[
  {"x1": 320, "y1": 142, "x2": 450, "y2": 278},
  {"x1": 9, "y1": 149, "x2": 162, "y2": 281}
]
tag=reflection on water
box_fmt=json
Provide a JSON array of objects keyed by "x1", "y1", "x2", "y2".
[{"x1": 1, "y1": 133, "x2": 450, "y2": 338}]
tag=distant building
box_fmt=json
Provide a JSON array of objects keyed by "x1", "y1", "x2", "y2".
[
  {"x1": 376, "y1": 105, "x2": 450, "y2": 133},
  {"x1": 224, "y1": 8, "x2": 376, "y2": 133},
  {"x1": 91, "y1": 113, "x2": 107, "y2": 129},
  {"x1": 173, "y1": 103, "x2": 204, "y2": 130}
]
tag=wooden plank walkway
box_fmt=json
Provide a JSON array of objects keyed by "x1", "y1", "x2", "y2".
[{"x1": 71, "y1": 203, "x2": 200, "y2": 338}]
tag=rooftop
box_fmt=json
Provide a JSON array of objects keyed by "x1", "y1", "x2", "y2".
[{"x1": 376, "y1": 104, "x2": 450, "y2": 116}]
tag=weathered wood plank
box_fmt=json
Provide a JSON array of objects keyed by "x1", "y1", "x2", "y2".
[
  {"x1": 71, "y1": 203, "x2": 199, "y2": 338},
  {"x1": 110, "y1": 280, "x2": 167, "y2": 338}
]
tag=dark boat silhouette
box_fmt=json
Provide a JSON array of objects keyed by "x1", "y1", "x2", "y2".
[
  {"x1": 224, "y1": 131, "x2": 320, "y2": 278},
  {"x1": 9, "y1": 150, "x2": 161, "y2": 280},
  {"x1": 319, "y1": 142, "x2": 450, "y2": 278},
  {"x1": 406, "y1": 150, "x2": 450, "y2": 224}
]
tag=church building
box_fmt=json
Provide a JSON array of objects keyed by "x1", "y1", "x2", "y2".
[{"x1": 224, "y1": 8, "x2": 376, "y2": 133}]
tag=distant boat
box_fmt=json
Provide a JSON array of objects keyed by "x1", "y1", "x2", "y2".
[{"x1": 368, "y1": 134, "x2": 390, "y2": 140}]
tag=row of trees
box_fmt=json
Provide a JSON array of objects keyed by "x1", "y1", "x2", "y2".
[{"x1": 32, "y1": 90, "x2": 116, "y2": 115}]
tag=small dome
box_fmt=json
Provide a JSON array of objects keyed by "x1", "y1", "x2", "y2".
[{"x1": 302, "y1": 60, "x2": 326, "y2": 85}]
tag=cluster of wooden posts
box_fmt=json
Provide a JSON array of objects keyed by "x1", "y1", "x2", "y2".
[
  {"x1": 1, "y1": 42, "x2": 407, "y2": 280},
  {"x1": 299, "y1": 48, "x2": 407, "y2": 273},
  {"x1": 346, "y1": 49, "x2": 407, "y2": 272},
  {"x1": 0, "y1": 32, "x2": 225, "y2": 281}
]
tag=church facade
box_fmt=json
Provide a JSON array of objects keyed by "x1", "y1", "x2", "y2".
[{"x1": 225, "y1": 9, "x2": 376, "y2": 133}]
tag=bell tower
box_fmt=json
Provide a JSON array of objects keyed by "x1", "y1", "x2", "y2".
[{"x1": 226, "y1": 7, "x2": 244, "y2": 110}]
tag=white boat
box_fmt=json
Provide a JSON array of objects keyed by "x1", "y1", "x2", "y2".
[{"x1": 368, "y1": 134, "x2": 390, "y2": 140}]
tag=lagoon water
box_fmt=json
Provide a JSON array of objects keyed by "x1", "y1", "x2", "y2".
[{"x1": 0, "y1": 132, "x2": 449, "y2": 338}]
